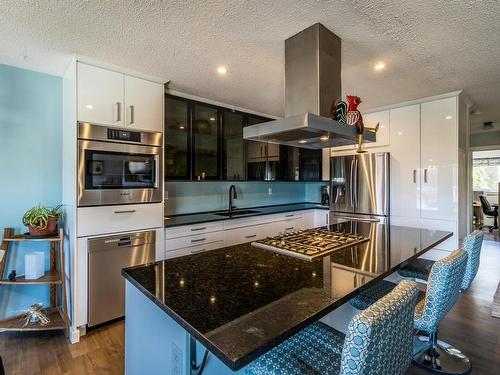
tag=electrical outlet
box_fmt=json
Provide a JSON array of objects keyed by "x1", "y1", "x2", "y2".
[
  {"x1": 268, "y1": 187, "x2": 272, "y2": 195},
  {"x1": 171, "y1": 343, "x2": 183, "y2": 375}
]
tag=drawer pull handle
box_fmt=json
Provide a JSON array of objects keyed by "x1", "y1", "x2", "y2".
[
  {"x1": 285, "y1": 227, "x2": 294, "y2": 230},
  {"x1": 245, "y1": 234, "x2": 257, "y2": 239},
  {"x1": 191, "y1": 238, "x2": 206, "y2": 243},
  {"x1": 114, "y1": 210, "x2": 136, "y2": 214},
  {"x1": 191, "y1": 227, "x2": 206, "y2": 232},
  {"x1": 285, "y1": 214, "x2": 294, "y2": 217},
  {"x1": 191, "y1": 248, "x2": 206, "y2": 254}
]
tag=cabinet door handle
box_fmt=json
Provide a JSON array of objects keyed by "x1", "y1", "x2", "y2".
[
  {"x1": 285, "y1": 227, "x2": 294, "y2": 231},
  {"x1": 114, "y1": 209, "x2": 136, "y2": 214},
  {"x1": 190, "y1": 227, "x2": 206, "y2": 232},
  {"x1": 245, "y1": 234, "x2": 257, "y2": 239},
  {"x1": 413, "y1": 169, "x2": 417, "y2": 183},
  {"x1": 285, "y1": 214, "x2": 294, "y2": 218},
  {"x1": 128, "y1": 105, "x2": 135, "y2": 125},
  {"x1": 115, "y1": 102, "x2": 122, "y2": 122},
  {"x1": 191, "y1": 238, "x2": 206, "y2": 243},
  {"x1": 191, "y1": 248, "x2": 206, "y2": 254},
  {"x1": 424, "y1": 168, "x2": 428, "y2": 183}
]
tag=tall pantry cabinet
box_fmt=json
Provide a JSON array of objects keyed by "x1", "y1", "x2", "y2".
[{"x1": 331, "y1": 92, "x2": 471, "y2": 251}]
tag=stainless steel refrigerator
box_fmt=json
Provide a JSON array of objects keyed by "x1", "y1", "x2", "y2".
[{"x1": 330, "y1": 152, "x2": 390, "y2": 221}]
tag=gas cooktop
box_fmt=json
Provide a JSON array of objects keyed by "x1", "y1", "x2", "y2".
[{"x1": 251, "y1": 228, "x2": 369, "y2": 261}]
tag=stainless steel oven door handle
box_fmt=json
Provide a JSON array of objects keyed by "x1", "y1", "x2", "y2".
[{"x1": 154, "y1": 154, "x2": 160, "y2": 188}]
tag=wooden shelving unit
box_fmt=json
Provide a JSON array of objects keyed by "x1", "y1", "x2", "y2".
[{"x1": 0, "y1": 228, "x2": 69, "y2": 335}]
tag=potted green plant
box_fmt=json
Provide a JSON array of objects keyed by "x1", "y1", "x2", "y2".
[{"x1": 22, "y1": 204, "x2": 63, "y2": 236}]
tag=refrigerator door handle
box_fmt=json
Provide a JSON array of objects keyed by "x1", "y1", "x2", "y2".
[
  {"x1": 353, "y1": 158, "x2": 358, "y2": 207},
  {"x1": 349, "y1": 159, "x2": 355, "y2": 208}
]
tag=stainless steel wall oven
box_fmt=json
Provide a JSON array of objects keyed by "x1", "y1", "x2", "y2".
[{"x1": 78, "y1": 122, "x2": 163, "y2": 206}]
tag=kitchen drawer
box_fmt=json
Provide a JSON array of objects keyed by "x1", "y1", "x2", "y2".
[
  {"x1": 164, "y1": 248, "x2": 189, "y2": 259},
  {"x1": 164, "y1": 221, "x2": 224, "y2": 239},
  {"x1": 223, "y1": 211, "x2": 305, "y2": 230},
  {"x1": 224, "y1": 224, "x2": 270, "y2": 247},
  {"x1": 165, "y1": 240, "x2": 224, "y2": 259},
  {"x1": 77, "y1": 203, "x2": 163, "y2": 237},
  {"x1": 165, "y1": 230, "x2": 224, "y2": 252},
  {"x1": 277, "y1": 217, "x2": 306, "y2": 233}
]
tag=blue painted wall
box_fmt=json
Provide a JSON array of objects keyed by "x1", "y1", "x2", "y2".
[
  {"x1": 164, "y1": 181, "x2": 326, "y2": 216},
  {"x1": 0, "y1": 63, "x2": 62, "y2": 319}
]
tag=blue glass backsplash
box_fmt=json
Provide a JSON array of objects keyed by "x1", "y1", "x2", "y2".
[{"x1": 164, "y1": 181, "x2": 326, "y2": 215}]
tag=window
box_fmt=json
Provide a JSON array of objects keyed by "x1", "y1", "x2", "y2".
[{"x1": 473, "y1": 157, "x2": 500, "y2": 192}]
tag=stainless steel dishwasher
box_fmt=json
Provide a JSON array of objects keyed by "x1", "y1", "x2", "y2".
[{"x1": 88, "y1": 230, "x2": 155, "y2": 327}]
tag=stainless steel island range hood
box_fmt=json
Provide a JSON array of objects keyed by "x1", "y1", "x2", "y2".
[{"x1": 243, "y1": 23, "x2": 375, "y2": 149}]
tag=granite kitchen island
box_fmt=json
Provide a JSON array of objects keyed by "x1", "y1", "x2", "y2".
[{"x1": 121, "y1": 221, "x2": 452, "y2": 375}]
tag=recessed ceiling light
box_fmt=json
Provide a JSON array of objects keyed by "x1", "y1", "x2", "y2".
[
  {"x1": 179, "y1": 126, "x2": 185, "y2": 130},
  {"x1": 319, "y1": 135, "x2": 329, "y2": 141},
  {"x1": 445, "y1": 116, "x2": 453, "y2": 120},
  {"x1": 217, "y1": 66, "x2": 228, "y2": 75},
  {"x1": 374, "y1": 62, "x2": 386, "y2": 71},
  {"x1": 397, "y1": 131, "x2": 403, "y2": 136},
  {"x1": 209, "y1": 117, "x2": 216, "y2": 121},
  {"x1": 298, "y1": 139, "x2": 308, "y2": 144},
  {"x1": 86, "y1": 104, "x2": 94, "y2": 109}
]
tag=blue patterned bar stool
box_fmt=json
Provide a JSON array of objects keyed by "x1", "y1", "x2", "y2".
[
  {"x1": 398, "y1": 230, "x2": 483, "y2": 291},
  {"x1": 351, "y1": 249, "x2": 471, "y2": 374},
  {"x1": 412, "y1": 248, "x2": 470, "y2": 374},
  {"x1": 351, "y1": 230, "x2": 484, "y2": 311},
  {"x1": 245, "y1": 280, "x2": 419, "y2": 375}
]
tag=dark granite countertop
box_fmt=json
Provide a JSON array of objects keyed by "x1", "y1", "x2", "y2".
[
  {"x1": 164, "y1": 202, "x2": 329, "y2": 227},
  {"x1": 122, "y1": 221, "x2": 452, "y2": 370}
]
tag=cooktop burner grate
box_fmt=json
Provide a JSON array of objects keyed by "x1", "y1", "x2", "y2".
[{"x1": 251, "y1": 228, "x2": 369, "y2": 261}]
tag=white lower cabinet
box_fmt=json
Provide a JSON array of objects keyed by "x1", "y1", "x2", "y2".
[
  {"x1": 224, "y1": 223, "x2": 271, "y2": 247},
  {"x1": 163, "y1": 209, "x2": 329, "y2": 259}
]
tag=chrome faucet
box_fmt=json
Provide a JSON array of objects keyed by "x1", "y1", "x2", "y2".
[{"x1": 228, "y1": 185, "x2": 238, "y2": 216}]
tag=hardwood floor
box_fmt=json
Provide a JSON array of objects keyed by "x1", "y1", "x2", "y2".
[{"x1": 1, "y1": 239, "x2": 499, "y2": 375}]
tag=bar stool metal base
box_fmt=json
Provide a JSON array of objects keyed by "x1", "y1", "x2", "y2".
[{"x1": 413, "y1": 335, "x2": 471, "y2": 375}]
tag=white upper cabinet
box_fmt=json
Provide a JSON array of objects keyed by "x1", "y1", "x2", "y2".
[
  {"x1": 77, "y1": 62, "x2": 163, "y2": 132},
  {"x1": 78, "y1": 63, "x2": 124, "y2": 126},
  {"x1": 420, "y1": 97, "x2": 458, "y2": 221},
  {"x1": 389, "y1": 104, "x2": 420, "y2": 218},
  {"x1": 124, "y1": 75, "x2": 163, "y2": 132},
  {"x1": 363, "y1": 110, "x2": 390, "y2": 148}
]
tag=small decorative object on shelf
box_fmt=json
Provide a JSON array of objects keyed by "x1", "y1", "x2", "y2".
[
  {"x1": 21, "y1": 303, "x2": 50, "y2": 327},
  {"x1": 8, "y1": 270, "x2": 16, "y2": 281},
  {"x1": 22, "y1": 204, "x2": 62, "y2": 236},
  {"x1": 25, "y1": 252, "x2": 45, "y2": 280},
  {"x1": 346, "y1": 95, "x2": 380, "y2": 153}
]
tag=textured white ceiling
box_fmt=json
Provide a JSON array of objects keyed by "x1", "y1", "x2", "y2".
[{"x1": 1, "y1": 0, "x2": 499, "y2": 133}]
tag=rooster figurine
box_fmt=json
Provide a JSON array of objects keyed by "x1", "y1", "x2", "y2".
[{"x1": 346, "y1": 95, "x2": 379, "y2": 153}]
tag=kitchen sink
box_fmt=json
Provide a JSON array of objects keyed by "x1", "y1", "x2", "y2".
[{"x1": 215, "y1": 209, "x2": 260, "y2": 217}]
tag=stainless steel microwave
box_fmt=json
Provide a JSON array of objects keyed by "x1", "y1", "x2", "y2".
[{"x1": 77, "y1": 122, "x2": 163, "y2": 207}]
